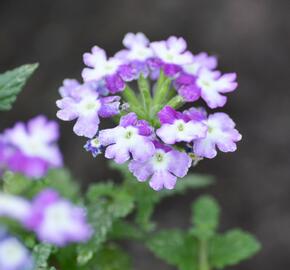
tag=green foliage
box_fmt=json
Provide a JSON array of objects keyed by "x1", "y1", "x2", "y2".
[
  {"x1": 77, "y1": 183, "x2": 134, "y2": 266},
  {"x1": 147, "y1": 230, "x2": 199, "y2": 270},
  {"x1": 32, "y1": 243, "x2": 54, "y2": 270},
  {"x1": 191, "y1": 196, "x2": 220, "y2": 240},
  {"x1": 209, "y1": 229, "x2": 261, "y2": 269},
  {"x1": 111, "y1": 162, "x2": 214, "y2": 232},
  {"x1": 1, "y1": 169, "x2": 80, "y2": 200},
  {"x1": 109, "y1": 220, "x2": 144, "y2": 241},
  {"x1": 147, "y1": 195, "x2": 260, "y2": 270},
  {"x1": 0, "y1": 63, "x2": 38, "y2": 111},
  {"x1": 93, "y1": 244, "x2": 132, "y2": 270}
]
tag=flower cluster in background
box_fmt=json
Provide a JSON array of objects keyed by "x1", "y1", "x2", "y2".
[
  {"x1": 0, "y1": 189, "x2": 92, "y2": 246},
  {"x1": 56, "y1": 32, "x2": 242, "y2": 191},
  {"x1": 0, "y1": 116, "x2": 63, "y2": 179}
]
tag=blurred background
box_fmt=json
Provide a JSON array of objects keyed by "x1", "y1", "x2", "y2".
[{"x1": 1, "y1": 0, "x2": 289, "y2": 269}]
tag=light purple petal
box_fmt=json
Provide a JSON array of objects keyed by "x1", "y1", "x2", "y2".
[
  {"x1": 99, "y1": 96, "x2": 120, "y2": 118},
  {"x1": 56, "y1": 97, "x2": 78, "y2": 121},
  {"x1": 130, "y1": 137, "x2": 155, "y2": 162},
  {"x1": 128, "y1": 160, "x2": 153, "y2": 182},
  {"x1": 177, "y1": 84, "x2": 201, "y2": 102},
  {"x1": 149, "y1": 171, "x2": 177, "y2": 191},
  {"x1": 105, "y1": 74, "x2": 125, "y2": 94},
  {"x1": 167, "y1": 150, "x2": 192, "y2": 178},
  {"x1": 120, "y1": 112, "x2": 138, "y2": 127},
  {"x1": 104, "y1": 144, "x2": 130, "y2": 164},
  {"x1": 73, "y1": 114, "x2": 100, "y2": 138},
  {"x1": 158, "y1": 106, "x2": 178, "y2": 124}
]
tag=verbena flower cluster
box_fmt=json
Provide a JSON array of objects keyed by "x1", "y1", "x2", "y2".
[
  {"x1": 0, "y1": 189, "x2": 92, "y2": 247},
  {"x1": 56, "y1": 33, "x2": 242, "y2": 191},
  {"x1": 0, "y1": 116, "x2": 62, "y2": 178}
]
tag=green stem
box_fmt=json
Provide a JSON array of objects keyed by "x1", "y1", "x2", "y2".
[
  {"x1": 199, "y1": 239, "x2": 210, "y2": 270},
  {"x1": 138, "y1": 74, "x2": 152, "y2": 114},
  {"x1": 122, "y1": 85, "x2": 140, "y2": 108},
  {"x1": 153, "y1": 71, "x2": 171, "y2": 111},
  {"x1": 166, "y1": 95, "x2": 185, "y2": 109}
]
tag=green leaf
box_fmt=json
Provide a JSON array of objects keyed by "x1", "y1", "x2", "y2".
[
  {"x1": 43, "y1": 169, "x2": 80, "y2": 200},
  {"x1": 159, "y1": 174, "x2": 214, "y2": 198},
  {"x1": 0, "y1": 63, "x2": 38, "y2": 111},
  {"x1": 87, "y1": 182, "x2": 134, "y2": 219},
  {"x1": 77, "y1": 202, "x2": 114, "y2": 266},
  {"x1": 109, "y1": 220, "x2": 144, "y2": 240},
  {"x1": 2, "y1": 171, "x2": 31, "y2": 195},
  {"x1": 209, "y1": 229, "x2": 261, "y2": 269},
  {"x1": 93, "y1": 244, "x2": 132, "y2": 270},
  {"x1": 147, "y1": 230, "x2": 198, "y2": 270},
  {"x1": 78, "y1": 183, "x2": 134, "y2": 266},
  {"x1": 191, "y1": 195, "x2": 220, "y2": 240},
  {"x1": 32, "y1": 243, "x2": 54, "y2": 270}
]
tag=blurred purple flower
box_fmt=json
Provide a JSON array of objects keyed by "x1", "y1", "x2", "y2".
[
  {"x1": 25, "y1": 189, "x2": 92, "y2": 246},
  {"x1": 0, "y1": 236, "x2": 33, "y2": 270},
  {"x1": 0, "y1": 116, "x2": 62, "y2": 178}
]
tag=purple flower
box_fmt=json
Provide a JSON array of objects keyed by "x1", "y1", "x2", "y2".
[
  {"x1": 183, "y1": 52, "x2": 217, "y2": 76},
  {"x1": 118, "y1": 61, "x2": 150, "y2": 82},
  {"x1": 56, "y1": 85, "x2": 120, "y2": 138},
  {"x1": 156, "y1": 106, "x2": 207, "y2": 144},
  {"x1": 59, "y1": 79, "x2": 80, "y2": 97},
  {"x1": 193, "y1": 113, "x2": 242, "y2": 159},
  {"x1": 84, "y1": 137, "x2": 103, "y2": 157},
  {"x1": 115, "y1": 32, "x2": 153, "y2": 62},
  {"x1": 25, "y1": 189, "x2": 92, "y2": 246},
  {"x1": 150, "y1": 36, "x2": 193, "y2": 66},
  {"x1": 99, "y1": 112, "x2": 155, "y2": 164},
  {"x1": 82, "y1": 46, "x2": 125, "y2": 93},
  {"x1": 59, "y1": 79, "x2": 109, "y2": 98},
  {"x1": 0, "y1": 236, "x2": 33, "y2": 270},
  {"x1": 196, "y1": 69, "x2": 238, "y2": 108},
  {"x1": 174, "y1": 73, "x2": 201, "y2": 102},
  {"x1": 0, "y1": 193, "x2": 31, "y2": 223},
  {"x1": 1, "y1": 116, "x2": 62, "y2": 178},
  {"x1": 129, "y1": 142, "x2": 192, "y2": 191}
]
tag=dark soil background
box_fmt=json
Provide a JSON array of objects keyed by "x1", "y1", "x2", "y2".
[{"x1": 1, "y1": 0, "x2": 290, "y2": 269}]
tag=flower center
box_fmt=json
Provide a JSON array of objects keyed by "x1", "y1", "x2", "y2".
[
  {"x1": 125, "y1": 130, "x2": 133, "y2": 139},
  {"x1": 91, "y1": 138, "x2": 101, "y2": 148},
  {"x1": 208, "y1": 125, "x2": 214, "y2": 133},
  {"x1": 166, "y1": 53, "x2": 174, "y2": 61},
  {"x1": 177, "y1": 123, "x2": 184, "y2": 131},
  {"x1": 155, "y1": 152, "x2": 164, "y2": 162}
]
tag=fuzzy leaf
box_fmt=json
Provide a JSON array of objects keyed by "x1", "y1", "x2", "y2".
[
  {"x1": 43, "y1": 169, "x2": 80, "y2": 200},
  {"x1": 2, "y1": 171, "x2": 31, "y2": 195},
  {"x1": 78, "y1": 183, "x2": 134, "y2": 265},
  {"x1": 33, "y1": 243, "x2": 54, "y2": 270},
  {"x1": 0, "y1": 63, "x2": 38, "y2": 111},
  {"x1": 93, "y1": 244, "x2": 132, "y2": 270},
  {"x1": 209, "y1": 229, "x2": 261, "y2": 269},
  {"x1": 147, "y1": 230, "x2": 199, "y2": 270},
  {"x1": 77, "y1": 202, "x2": 113, "y2": 265},
  {"x1": 191, "y1": 196, "x2": 220, "y2": 240},
  {"x1": 109, "y1": 220, "x2": 144, "y2": 240}
]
